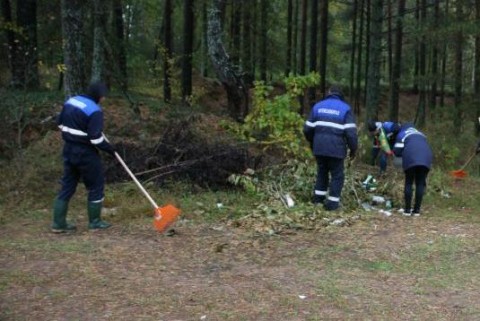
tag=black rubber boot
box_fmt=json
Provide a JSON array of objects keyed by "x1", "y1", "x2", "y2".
[
  {"x1": 51, "y1": 198, "x2": 77, "y2": 233},
  {"x1": 88, "y1": 202, "x2": 112, "y2": 230}
]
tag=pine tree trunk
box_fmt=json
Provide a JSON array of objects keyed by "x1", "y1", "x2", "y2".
[
  {"x1": 319, "y1": 0, "x2": 328, "y2": 97},
  {"x1": 307, "y1": 0, "x2": 318, "y2": 106},
  {"x1": 354, "y1": 0, "x2": 365, "y2": 114},
  {"x1": 388, "y1": 0, "x2": 405, "y2": 122},
  {"x1": 475, "y1": 0, "x2": 480, "y2": 135},
  {"x1": 259, "y1": 0, "x2": 268, "y2": 81},
  {"x1": 365, "y1": 0, "x2": 383, "y2": 123},
  {"x1": 163, "y1": 0, "x2": 172, "y2": 103},
  {"x1": 349, "y1": 0, "x2": 357, "y2": 103},
  {"x1": 12, "y1": 0, "x2": 39, "y2": 89},
  {"x1": 113, "y1": 0, "x2": 128, "y2": 91},
  {"x1": 415, "y1": 0, "x2": 427, "y2": 127},
  {"x1": 91, "y1": 0, "x2": 109, "y2": 83},
  {"x1": 181, "y1": 0, "x2": 194, "y2": 103},
  {"x1": 61, "y1": 0, "x2": 87, "y2": 96},
  {"x1": 453, "y1": 0, "x2": 464, "y2": 134},
  {"x1": 286, "y1": 0, "x2": 293, "y2": 76},
  {"x1": 207, "y1": 0, "x2": 248, "y2": 121}
]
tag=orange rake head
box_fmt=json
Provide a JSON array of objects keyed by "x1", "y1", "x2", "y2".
[
  {"x1": 450, "y1": 169, "x2": 468, "y2": 179},
  {"x1": 153, "y1": 204, "x2": 181, "y2": 232}
]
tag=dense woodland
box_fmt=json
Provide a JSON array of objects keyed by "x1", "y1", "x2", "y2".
[{"x1": 1, "y1": 0, "x2": 480, "y2": 133}]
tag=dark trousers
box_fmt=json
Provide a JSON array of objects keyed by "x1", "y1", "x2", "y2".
[
  {"x1": 314, "y1": 155, "x2": 344, "y2": 210},
  {"x1": 404, "y1": 166, "x2": 429, "y2": 213},
  {"x1": 57, "y1": 144, "x2": 105, "y2": 203},
  {"x1": 372, "y1": 146, "x2": 387, "y2": 172}
]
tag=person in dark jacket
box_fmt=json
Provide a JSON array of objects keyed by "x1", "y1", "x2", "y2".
[
  {"x1": 51, "y1": 81, "x2": 115, "y2": 233},
  {"x1": 392, "y1": 123, "x2": 433, "y2": 216},
  {"x1": 368, "y1": 120, "x2": 400, "y2": 174},
  {"x1": 303, "y1": 86, "x2": 358, "y2": 211}
]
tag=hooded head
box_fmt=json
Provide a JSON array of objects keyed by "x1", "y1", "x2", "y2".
[
  {"x1": 367, "y1": 120, "x2": 382, "y2": 133},
  {"x1": 327, "y1": 85, "x2": 344, "y2": 100},
  {"x1": 86, "y1": 81, "x2": 108, "y2": 103}
]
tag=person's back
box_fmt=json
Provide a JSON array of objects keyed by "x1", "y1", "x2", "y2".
[
  {"x1": 393, "y1": 123, "x2": 432, "y2": 216},
  {"x1": 305, "y1": 90, "x2": 357, "y2": 159},
  {"x1": 303, "y1": 86, "x2": 357, "y2": 211},
  {"x1": 394, "y1": 124, "x2": 432, "y2": 171}
]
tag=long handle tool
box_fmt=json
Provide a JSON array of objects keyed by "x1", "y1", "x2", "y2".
[
  {"x1": 450, "y1": 151, "x2": 476, "y2": 179},
  {"x1": 104, "y1": 134, "x2": 180, "y2": 232}
]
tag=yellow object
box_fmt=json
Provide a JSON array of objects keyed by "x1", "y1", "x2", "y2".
[{"x1": 378, "y1": 128, "x2": 391, "y2": 153}]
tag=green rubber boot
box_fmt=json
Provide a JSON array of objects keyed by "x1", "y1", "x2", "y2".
[
  {"x1": 88, "y1": 201, "x2": 112, "y2": 230},
  {"x1": 51, "y1": 198, "x2": 77, "y2": 233}
]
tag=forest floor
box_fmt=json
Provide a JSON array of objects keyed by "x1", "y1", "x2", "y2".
[
  {"x1": 2, "y1": 84, "x2": 480, "y2": 320},
  {"x1": 2, "y1": 207, "x2": 480, "y2": 321}
]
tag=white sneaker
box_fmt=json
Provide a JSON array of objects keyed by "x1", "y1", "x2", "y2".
[
  {"x1": 412, "y1": 211, "x2": 420, "y2": 217},
  {"x1": 402, "y1": 210, "x2": 412, "y2": 217}
]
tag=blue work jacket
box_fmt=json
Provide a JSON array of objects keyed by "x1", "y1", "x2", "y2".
[{"x1": 303, "y1": 94, "x2": 358, "y2": 159}]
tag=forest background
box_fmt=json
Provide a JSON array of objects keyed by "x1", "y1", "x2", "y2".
[{"x1": 2, "y1": 0, "x2": 480, "y2": 320}]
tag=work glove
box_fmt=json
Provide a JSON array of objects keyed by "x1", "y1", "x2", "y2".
[{"x1": 386, "y1": 150, "x2": 394, "y2": 156}]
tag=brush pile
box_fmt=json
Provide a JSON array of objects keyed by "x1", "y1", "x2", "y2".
[{"x1": 104, "y1": 114, "x2": 262, "y2": 189}]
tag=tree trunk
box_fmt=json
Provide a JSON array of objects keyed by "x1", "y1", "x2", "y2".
[
  {"x1": 181, "y1": 0, "x2": 194, "y2": 103},
  {"x1": 365, "y1": 0, "x2": 383, "y2": 124},
  {"x1": 415, "y1": 0, "x2": 427, "y2": 127},
  {"x1": 113, "y1": 0, "x2": 128, "y2": 91},
  {"x1": 242, "y1": 0, "x2": 253, "y2": 85},
  {"x1": 388, "y1": 0, "x2": 405, "y2": 122},
  {"x1": 349, "y1": 0, "x2": 357, "y2": 102},
  {"x1": 386, "y1": 0, "x2": 392, "y2": 83},
  {"x1": 91, "y1": 0, "x2": 109, "y2": 83},
  {"x1": 428, "y1": 0, "x2": 440, "y2": 112},
  {"x1": 61, "y1": 0, "x2": 87, "y2": 96},
  {"x1": 439, "y1": 0, "x2": 449, "y2": 108},
  {"x1": 12, "y1": 0, "x2": 39, "y2": 88},
  {"x1": 201, "y1": 0, "x2": 208, "y2": 77},
  {"x1": 453, "y1": 0, "x2": 464, "y2": 134},
  {"x1": 293, "y1": 0, "x2": 299, "y2": 74},
  {"x1": 286, "y1": 0, "x2": 293, "y2": 76},
  {"x1": 299, "y1": 0, "x2": 307, "y2": 76},
  {"x1": 163, "y1": 0, "x2": 172, "y2": 103},
  {"x1": 259, "y1": 0, "x2": 268, "y2": 81},
  {"x1": 308, "y1": 0, "x2": 318, "y2": 106},
  {"x1": 207, "y1": 0, "x2": 248, "y2": 121},
  {"x1": 1, "y1": 0, "x2": 16, "y2": 81},
  {"x1": 475, "y1": 0, "x2": 480, "y2": 135},
  {"x1": 319, "y1": 0, "x2": 328, "y2": 97},
  {"x1": 354, "y1": 0, "x2": 365, "y2": 114},
  {"x1": 362, "y1": 0, "x2": 371, "y2": 107},
  {"x1": 412, "y1": 0, "x2": 419, "y2": 94}
]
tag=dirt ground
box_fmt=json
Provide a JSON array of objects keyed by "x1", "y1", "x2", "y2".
[{"x1": 2, "y1": 211, "x2": 480, "y2": 321}]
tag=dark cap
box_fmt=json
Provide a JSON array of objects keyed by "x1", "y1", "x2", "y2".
[
  {"x1": 86, "y1": 81, "x2": 108, "y2": 103},
  {"x1": 367, "y1": 120, "x2": 381, "y2": 132},
  {"x1": 328, "y1": 85, "x2": 343, "y2": 99}
]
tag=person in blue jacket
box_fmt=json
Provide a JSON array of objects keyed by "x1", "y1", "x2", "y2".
[
  {"x1": 51, "y1": 82, "x2": 116, "y2": 233},
  {"x1": 303, "y1": 85, "x2": 358, "y2": 211},
  {"x1": 367, "y1": 120, "x2": 401, "y2": 174},
  {"x1": 392, "y1": 123, "x2": 433, "y2": 216}
]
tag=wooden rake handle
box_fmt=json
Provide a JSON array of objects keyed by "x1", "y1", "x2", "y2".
[
  {"x1": 103, "y1": 134, "x2": 159, "y2": 210},
  {"x1": 460, "y1": 151, "x2": 477, "y2": 171},
  {"x1": 114, "y1": 152, "x2": 159, "y2": 210}
]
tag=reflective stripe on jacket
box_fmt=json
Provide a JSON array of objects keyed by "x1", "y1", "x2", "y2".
[
  {"x1": 303, "y1": 94, "x2": 358, "y2": 159},
  {"x1": 57, "y1": 95, "x2": 112, "y2": 153},
  {"x1": 393, "y1": 124, "x2": 433, "y2": 170}
]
